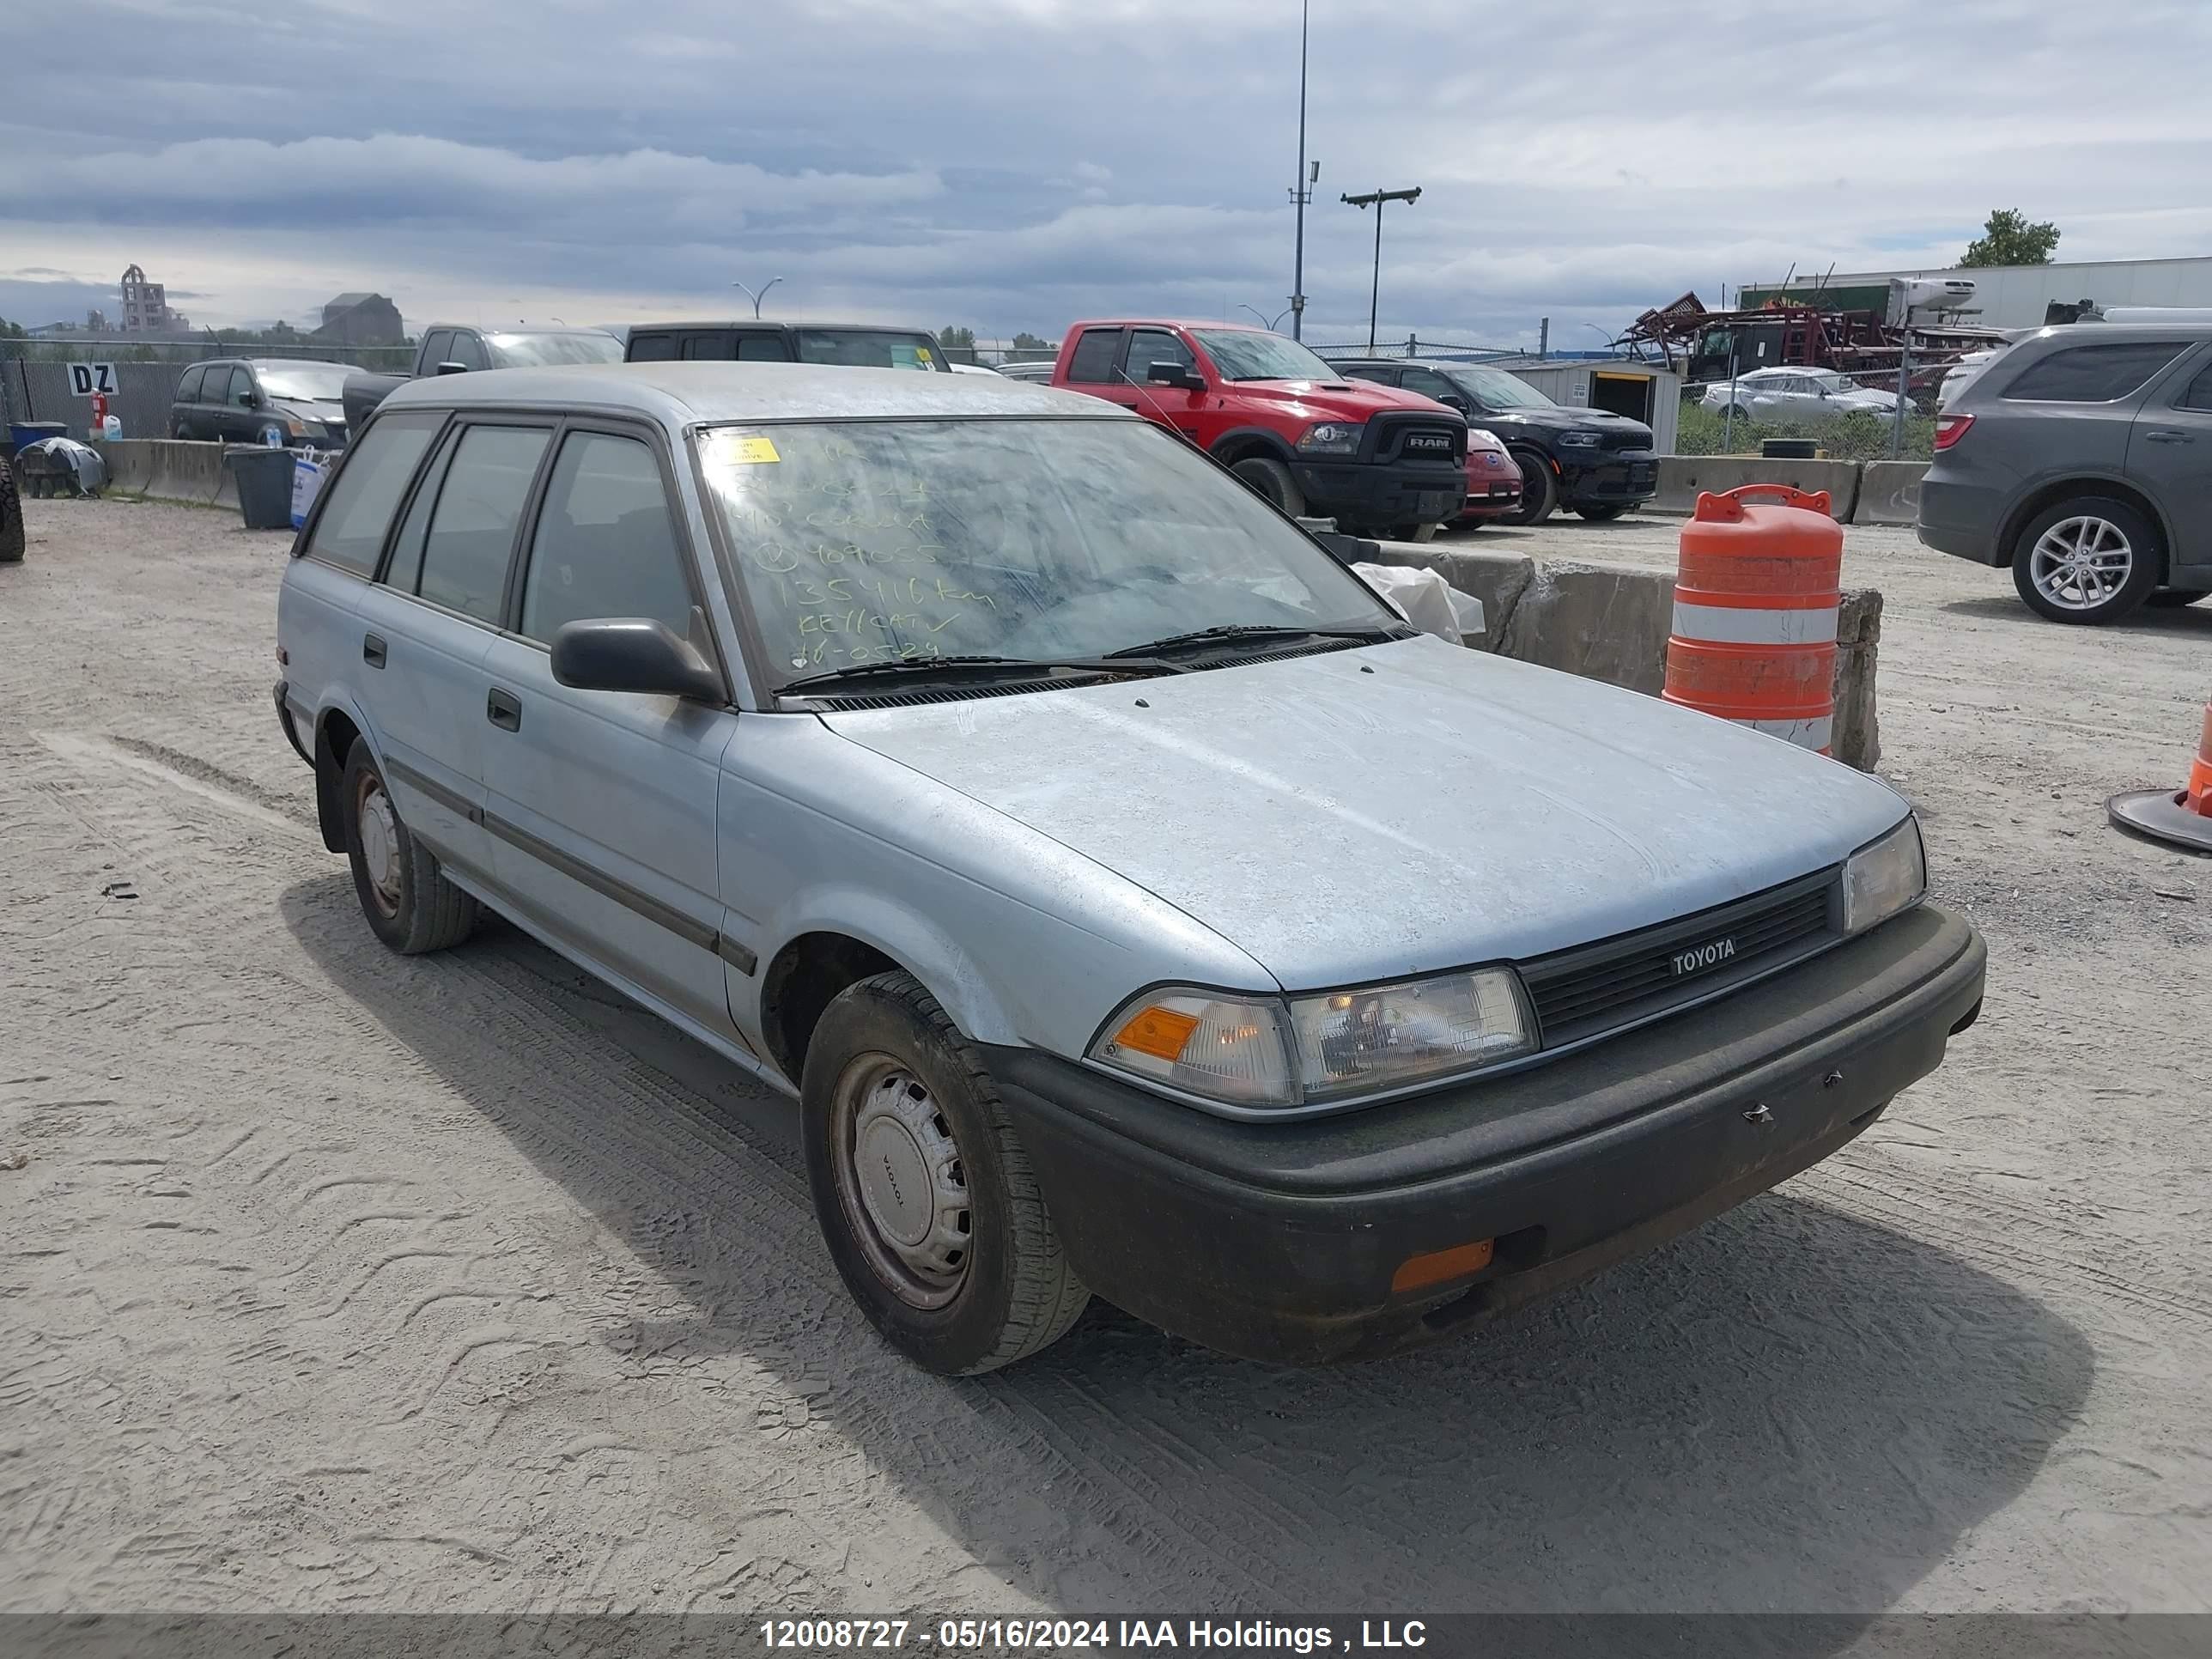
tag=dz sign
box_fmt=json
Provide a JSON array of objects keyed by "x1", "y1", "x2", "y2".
[{"x1": 68, "y1": 362, "x2": 120, "y2": 398}]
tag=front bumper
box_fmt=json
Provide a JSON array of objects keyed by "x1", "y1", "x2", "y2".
[
  {"x1": 1460, "y1": 469, "x2": 1523, "y2": 520},
  {"x1": 988, "y1": 903, "x2": 1984, "y2": 1365},
  {"x1": 1291, "y1": 457, "x2": 1467, "y2": 527},
  {"x1": 1559, "y1": 448, "x2": 1660, "y2": 506}
]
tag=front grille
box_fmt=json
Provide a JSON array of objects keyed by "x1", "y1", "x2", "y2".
[
  {"x1": 1520, "y1": 871, "x2": 1837, "y2": 1047},
  {"x1": 1371, "y1": 413, "x2": 1466, "y2": 465},
  {"x1": 1600, "y1": 430, "x2": 1650, "y2": 453}
]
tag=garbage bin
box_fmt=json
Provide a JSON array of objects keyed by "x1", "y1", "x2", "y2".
[
  {"x1": 226, "y1": 446, "x2": 297, "y2": 531},
  {"x1": 9, "y1": 421, "x2": 66, "y2": 452}
]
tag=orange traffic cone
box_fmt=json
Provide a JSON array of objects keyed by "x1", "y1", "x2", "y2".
[{"x1": 2107, "y1": 702, "x2": 2212, "y2": 854}]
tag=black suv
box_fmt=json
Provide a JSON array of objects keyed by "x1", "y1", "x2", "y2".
[
  {"x1": 172, "y1": 358, "x2": 355, "y2": 447},
  {"x1": 625, "y1": 320, "x2": 951, "y2": 371},
  {"x1": 1328, "y1": 358, "x2": 1657, "y2": 524}
]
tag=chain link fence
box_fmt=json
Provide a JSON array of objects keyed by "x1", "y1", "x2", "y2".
[{"x1": 2, "y1": 339, "x2": 412, "y2": 441}]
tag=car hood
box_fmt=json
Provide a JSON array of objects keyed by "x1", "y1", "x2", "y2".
[
  {"x1": 1481, "y1": 404, "x2": 1653, "y2": 444},
  {"x1": 820, "y1": 638, "x2": 1905, "y2": 989},
  {"x1": 1218, "y1": 378, "x2": 1459, "y2": 422}
]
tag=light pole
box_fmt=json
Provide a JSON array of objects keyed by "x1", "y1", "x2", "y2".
[
  {"x1": 732, "y1": 277, "x2": 783, "y2": 319},
  {"x1": 1289, "y1": 0, "x2": 1312, "y2": 340},
  {"x1": 1341, "y1": 186, "x2": 1419, "y2": 354},
  {"x1": 1239, "y1": 303, "x2": 1292, "y2": 331}
]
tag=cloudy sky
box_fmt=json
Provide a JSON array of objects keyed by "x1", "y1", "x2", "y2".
[{"x1": 3, "y1": 0, "x2": 2208, "y2": 348}]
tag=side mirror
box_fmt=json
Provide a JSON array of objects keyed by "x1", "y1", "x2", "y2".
[
  {"x1": 1146, "y1": 361, "x2": 1202, "y2": 391},
  {"x1": 550, "y1": 618, "x2": 724, "y2": 702},
  {"x1": 241, "y1": 390, "x2": 262, "y2": 408},
  {"x1": 1440, "y1": 393, "x2": 1469, "y2": 414},
  {"x1": 434, "y1": 361, "x2": 469, "y2": 376}
]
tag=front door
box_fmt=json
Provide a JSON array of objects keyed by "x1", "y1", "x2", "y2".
[
  {"x1": 2128, "y1": 348, "x2": 2212, "y2": 578},
  {"x1": 1119, "y1": 327, "x2": 1206, "y2": 442},
  {"x1": 477, "y1": 424, "x2": 741, "y2": 1036}
]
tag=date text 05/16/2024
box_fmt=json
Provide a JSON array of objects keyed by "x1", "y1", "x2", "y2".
[{"x1": 760, "y1": 1620, "x2": 1431, "y2": 1651}]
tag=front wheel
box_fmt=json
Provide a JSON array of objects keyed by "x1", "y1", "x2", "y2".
[
  {"x1": 1502, "y1": 453, "x2": 1556, "y2": 525},
  {"x1": 1228, "y1": 455, "x2": 1306, "y2": 520},
  {"x1": 2011, "y1": 496, "x2": 2160, "y2": 624},
  {"x1": 339, "y1": 746, "x2": 479, "y2": 954},
  {"x1": 802, "y1": 971, "x2": 1089, "y2": 1375}
]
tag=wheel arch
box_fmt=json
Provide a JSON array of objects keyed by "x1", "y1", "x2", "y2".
[
  {"x1": 1997, "y1": 476, "x2": 2172, "y2": 577},
  {"x1": 312, "y1": 698, "x2": 382, "y2": 854},
  {"x1": 1207, "y1": 426, "x2": 1299, "y2": 470}
]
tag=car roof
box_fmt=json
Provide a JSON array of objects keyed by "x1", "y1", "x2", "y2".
[
  {"x1": 624, "y1": 319, "x2": 938, "y2": 335},
  {"x1": 2011, "y1": 321, "x2": 2212, "y2": 349},
  {"x1": 1067, "y1": 319, "x2": 1271, "y2": 332},
  {"x1": 418, "y1": 325, "x2": 615, "y2": 338},
  {"x1": 241, "y1": 357, "x2": 352, "y2": 370},
  {"x1": 378, "y1": 361, "x2": 1134, "y2": 424}
]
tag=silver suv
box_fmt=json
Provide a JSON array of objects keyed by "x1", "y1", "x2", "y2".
[
  {"x1": 1917, "y1": 323, "x2": 2212, "y2": 623},
  {"x1": 276, "y1": 362, "x2": 1983, "y2": 1373}
]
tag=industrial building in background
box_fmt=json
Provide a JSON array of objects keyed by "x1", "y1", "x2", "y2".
[
  {"x1": 1742, "y1": 254, "x2": 2212, "y2": 332},
  {"x1": 117, "y1": 264, "x2": 188, "y2": 334}
]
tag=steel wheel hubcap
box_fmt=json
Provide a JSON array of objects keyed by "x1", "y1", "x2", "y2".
[
  {"x1": 834, "y1": 1057, "x2": 971, "y2": 1308},
  {"x1": 2030, "y1": 516, "x2": 2132, "y2": 610},
  {"x1": 357, "y1": 779, "x2": 402, "y2": 915}
]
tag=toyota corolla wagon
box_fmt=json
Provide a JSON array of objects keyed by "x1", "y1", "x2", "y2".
[{"x1": 276, "y1": 363, "x2": 1985, "y2": 1375}]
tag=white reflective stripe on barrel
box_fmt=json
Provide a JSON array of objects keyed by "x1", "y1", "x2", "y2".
[
  {"x1": 1670, "y1": 599, "x2": 1841, "y2": 646},
  {"x1": 1741, "y1": 714, "x2": 1833, "y2": 750}
]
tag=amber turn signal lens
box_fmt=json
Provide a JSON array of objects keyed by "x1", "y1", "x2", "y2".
[
  {"x1": 1114, "y1": 1006, "x2": 1202, "y2": 1062},
  {"x1": 1390, "y1": 1238, "x2": 1495, "y2": 1294}
]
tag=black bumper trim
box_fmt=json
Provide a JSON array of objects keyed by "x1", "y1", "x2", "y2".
[
  {"x1": 987, "y1": 904, "x2": 1984, "y2": 1364},
  {"x1": 272, "y1": 680, "x2": 313, "y2": 768}
]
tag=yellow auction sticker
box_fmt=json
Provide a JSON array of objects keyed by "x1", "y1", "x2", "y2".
[{"x1": 708, "y1": 434, "x2": 781, "y2": 465}]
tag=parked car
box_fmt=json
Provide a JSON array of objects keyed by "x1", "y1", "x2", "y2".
[
  {"x1": 172, "y1": 358, "x2": 356, "y2": 447},
  {"x1": 992, "y1": 359, "x2": 1056, "y2": 382},
  {"x1": 1699, "y1": 366, "x2": 1911, "y2": 426},
  {"x1": 1917, "y1": 323, "x2": 2212, "y2": 623},
  {"x1": 626, "y1": 320, "x2": 951, "y2": 373},
  {"x1": 948, "y1": 361, "x2": 1002, "y2": 376},
  {"x1": 1937, "y1": 347, "x2": 2006, "y2": 410},
  {"x1": 341, "y1": 326, "x2": 623, "y2": 434},
  {"x1": 1329, "y1": 357, "x2": 1656, "y2": 525},
  {"x1": 276, "y1": 361, "x2": 1984, "y2": 1373},
  {"x1": 1054, "y1": 320, "x2": 1468, "y2": 540},
  {"x1": 1461, "y1": 427, "x2": 1522, "y2": 526}
]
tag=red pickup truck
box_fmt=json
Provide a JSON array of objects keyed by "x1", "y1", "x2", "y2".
[{"x1": 1051, "y1": 319, "x2": 1469, "y2": 539}]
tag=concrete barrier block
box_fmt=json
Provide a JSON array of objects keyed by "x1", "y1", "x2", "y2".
[
  {"x1": 1853, "y1": 460, "x2": 1929, "y2": 526},
  {"x1": 1362, "y1": 542, "x2": 1535, "y2": 653},
  {"x1": 1499, "y1": 560, "x2": 1677, "y2": 695},
  {"x1": 1649, "y1": 457, "x2": 1862, "y2": 523},
  {"x1": 1832, "y1": 587, "x2": 1883, "y2": 770}
]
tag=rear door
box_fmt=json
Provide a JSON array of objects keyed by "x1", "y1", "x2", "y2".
[
  {"x1": 360, "y1": 416, "x2": 555, "y2": 876},
  {"x1": 2127, "y1": 347, "x2": 2212, "y2": 578},
  {"x1": 477, "y1": 422, "x2": 742, "y2": 1034},
  {"x1": 1060, "y1": 325, "x2": 1127, "y2": 411}
]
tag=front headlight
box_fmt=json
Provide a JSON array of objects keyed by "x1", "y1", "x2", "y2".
[
  {"x1": 1841, "y1": 816, "x2": 1926, "y2": 935},
  {"x1": 1090, "y1": 968, "x2": 1534, "y2": 1114},
  {"x1": 1556, "y1": 430, "x2": 1601, "y2": 447},
  {"x1": 1297, "y1": 421, "x2": 1364, "y2": 454}
]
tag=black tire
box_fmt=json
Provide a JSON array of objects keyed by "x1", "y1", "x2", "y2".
[
  {"x1": 0, "y1": 471, "x2": 22, "y2": 564},
  {"x1": 2009, "y1": 495, "x2": 2161, "y2": 625},
  {"x1": 1228, "y1": 455, "x2": 1306, "y2": 519},
  {"x1": 1503, "y1": 452, "x2": 1555, "y2": 525},
  {"x1": 802, "y1": 970, "x2": 1088, "y2": 1375},
  {"x1": 1576, "y1": 504, "x2": 1629, "y2": 521},
  {"x1": 339, "y1": 745, "x2": 478, "y2": 954},
  {"x1": 2145, "y1": 589, "x2": 2209, "y2": 609},
  {"x1": 1724, "y1": 404, "x2": 1752, "y2": 422}
]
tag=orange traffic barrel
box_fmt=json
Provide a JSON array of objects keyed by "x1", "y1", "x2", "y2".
[
  {"x1": 2108, "y1": 701, "x2": 2212, "y2": 854},
  {"x1": 1663, "y1": 483, "x2": 1842, "y2": 754}
]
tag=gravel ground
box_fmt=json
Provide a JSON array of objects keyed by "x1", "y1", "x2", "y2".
[{"x1": 2, "y1": 497, "x2": 2208, "y2": 1620}]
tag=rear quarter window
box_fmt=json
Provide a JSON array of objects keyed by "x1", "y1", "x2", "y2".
[
  {"x1": 627, "y1": 333, "x2": 679, "y2": 362},
  {"x1": 2002, "y1": 342, "x2": 2187, "y2": 404},
  {"x1": 1066, "y1": 328, "x2": 1123, "y2": 384},
  {"x1": 176, "y1": 365, "x2": 205, "y2": 402},
  {"x1": 301, "y1": 410, "x2": 444, "y2": 575}
]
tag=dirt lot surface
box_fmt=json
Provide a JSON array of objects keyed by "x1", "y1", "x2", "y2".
[{"x1": 3, "y1": 498, "x2": 2208, "y2": 1619}]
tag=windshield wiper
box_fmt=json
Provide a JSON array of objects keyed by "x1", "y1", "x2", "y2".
[
  {"x1": 780, "y1": 653, "x2": 1183, "y2": 695},
  {"x1": 1103, "y1": 623, "x2": 1407, "y2": 659}
]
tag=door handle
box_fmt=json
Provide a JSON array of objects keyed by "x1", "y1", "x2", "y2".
[
  {"x1": 2144, "y1": 429, "x2": 2193, "y2": 443},
  {"x1": 362, "y1": 633, "x2": 386, "y2": 668},
  {"x1": 486, "y1": 688, "x2": 521, "y2": 732}
]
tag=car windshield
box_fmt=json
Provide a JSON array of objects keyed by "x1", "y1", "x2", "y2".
[
  {"x1": 255, "y1": 363, "x2": 353, "y2": 401},
  {"x1": 696, "y1": 418, "x2": 1395, "y2": 686},
  {"x1": 1442, "y1": 366, "x2": 1556, "y2": 409},
  {"x1": 794, "y1": 331, "x2": 950, "y2": 372},
  {"x1": 1189, "y1": 329, "x2": 1341, "y2": 383},
  {"x1": 485, "y1": 331, "x2": 623, "y2": 367}
]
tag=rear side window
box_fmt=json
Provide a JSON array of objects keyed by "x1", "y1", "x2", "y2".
[
  {"x1": 737, "y1": 335, "x2": 789, "y2": 362},
  {"x1": 301, "y1": 410, "x2": 444, "y2": 574},
  {"x1": 519, "y1": 432, "x2": 695, "y2": 643},
  {"x1": 1066, "y1": 328, "x2": 1123, "y2": 384},
  {"x1": 176, "y1": 365, "x2": 205, "y2": 402},
  {"x1": 628, "y1": 333, "x2": 678, "y2": 362},
  {"x1": 2003, "y1": 342, "x2": 2185, "y2": 404},
  {"x1": 683, "y1": 333, "x2": 737, "y2": 361},
  {"x1": 211, "y1": 367, "x2": 247, "y2": 407},
  {"x1": 2174, "y1": 362, "x2": 2212, "y2": 411},
  {"x1": 416, "y1": 425, "x2": 551, "y2": 623}
]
